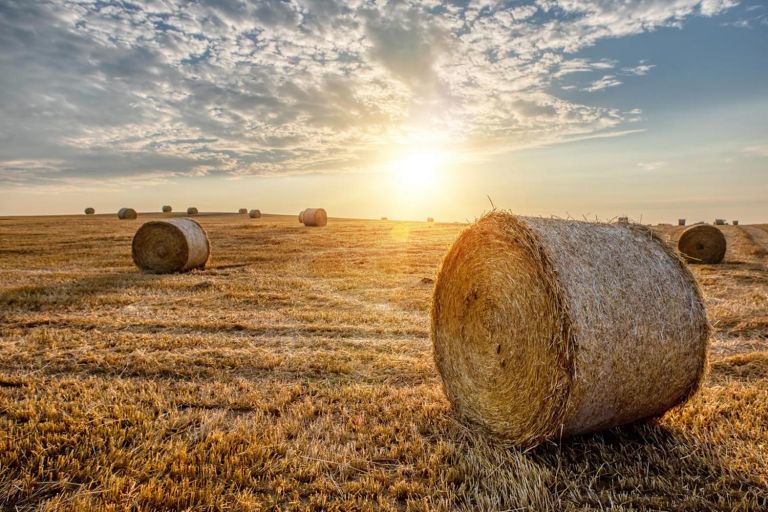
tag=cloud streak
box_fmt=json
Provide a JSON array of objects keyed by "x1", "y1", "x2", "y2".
[{"x1": 0, "y1": 0, "x2": 740, "y2": 186}]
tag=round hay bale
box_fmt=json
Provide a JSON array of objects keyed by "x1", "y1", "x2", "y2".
[
  {"x1": 678, "y1": 224, "x2": 726, "y2": 264},
  {"x1": 117, "y1": 208, "x2": 137, "y2": 220},
  {"x1": 381, "y1": 217, "x2": 388, "y2": 221},
  {"x1": 162, "y1": 205, "x2": 172, "y2": 213},
  {"x1": 187, "y1": 207, "x2": 198, "y2": 216},
  {"x1": 239, "y1": 208, "x2": 248, "y2": 214},
  {"x1": 132, "y1": 218, "x2": 210, "y2": 274},
  {"x1": 732, "y1": 220, "x2": 739, "y2": 226},
  {"x1": 298, "y1": 210, "x2": 305, "y2": 223},
  {"x1": 427, "y1": 217, "x2": 435, "y2": 223},
  {"x1": 431, "y1": 212, "x2": 709, "y2": 446},
  {"x1": 678, "y1": 218, "x2": 686, "y2": 226},
  {"x1": 248, "y1": 209, "x2": 261, "y2": 219},
  {"x1": 84, "y1": 207, "x2": 95, "y2": 215},
  {"x1": 617, "y1": 216, "x2": 629, "y2": 223},
  {"x1": 302, "y1": 208, "x2": 327, "y2": 227}
]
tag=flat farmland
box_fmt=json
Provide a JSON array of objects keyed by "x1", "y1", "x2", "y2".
[{"x1": 0, "y1": 214, "x2": 766, "y2": 511}]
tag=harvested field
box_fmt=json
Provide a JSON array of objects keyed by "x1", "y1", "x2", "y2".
[{"x1": 1, "y1": 214, "x2": 767, "y2": 511}]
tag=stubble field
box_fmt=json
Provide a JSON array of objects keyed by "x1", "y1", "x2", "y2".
[{"x1": 0, "y1": 213, "x2": 766, "y2": 511}]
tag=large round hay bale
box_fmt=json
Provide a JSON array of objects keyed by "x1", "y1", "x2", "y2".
[
  {"x1": 249, "y1": 209, "x2": 261, "y2": 219},
  {"x1": 84, "y1": 207, "x2": 95, "y2": 215},
  {"x1": 298, "y1": 210, "x2": 305, "y2": 223},
  {"x1": 678, "y1": 224, "x2": 726, "y2": 264},
  {"x1": 239, "y1": 208, "x2": 248, "y2": 214},
  {"x1": 302, "y1": 208, "x2": 327, "y2": 227},
  {"x1": 117, "y1": 208, "x2": 137, "y2": 220},
  {"x1": 187, "y1": 207, "x2": 198, "y2": 215},
  {"x1": 132, "y1": 218, "x2": 210, "y2": 273},
  {"x1": 162, "y1": 205, "x2": 172, "y2": 213},
  {"x1": 432, "y1": 212, "x2": 709, "y2": 446}
]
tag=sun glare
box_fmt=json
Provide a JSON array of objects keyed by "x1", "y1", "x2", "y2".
[{"x1": 392, "y1": 151, "x2": 442, "y2": 193}]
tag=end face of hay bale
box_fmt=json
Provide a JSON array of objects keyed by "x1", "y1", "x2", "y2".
[
  {"x1": 301, "y1": 208, "x2": 327, "y2": 227},
  {"x1": 117, "y1": 208, "x2": 137, "y2": 220},
  {"x1": 187, "y1": 207, "x2": 198, "y2": 215},
  {"x1": 678, "y1": 224, "x2": 726, "y2": 264},
  {"x1": 248, "y1": 209, "x2": 261, "y2": 219},
  {"x1": 132, "y1": 218, "x2": 210, "y2": 273},
  {"x1": 84, "y1": 207, "x2": 95, "y2": 215},
  {"x1": 298, "y1": 210, "x2": 305, "y2": 223},
  {"x1": 238, "y1": 208, "x2": 248, "y2": 214},
  {"x1": 162, "y1": 205, "x2": 172, "y2": 213},
  {"x1": 432, "y1": 213, "x2": 709, "y2": 446}
]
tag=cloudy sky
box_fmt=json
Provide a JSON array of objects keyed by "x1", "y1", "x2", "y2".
[{"x1": 0, "y1": 0, "x2": 766, "y2": 222}]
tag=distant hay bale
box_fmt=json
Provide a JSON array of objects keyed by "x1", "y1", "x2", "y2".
[
  {"x1": 132, "y1": 218, "x2": 210, "y2": 274},
  {"x1": 617, "y1": 216, "x2": 629, "y2": 223},
  {"x1": 733, "y1": 220, "x2": 739, "y2": 226},
  {"x1": 301, "y1": 208, "x2": 327, "y2": 227},
  {"x1": 714, "y1": 219, "x2": 726, "y2": 225},
  {"x1": 248, "y1": 209, "x2": 261, "y2": 219},
  {"x1": 84, "y1": 207, "x2": 95, "y2": 215},
  {"x1": 432, "y1": 212, "x2": 709, "y2": 446},
  {"x1": 298, "y1": 210, "x2": 305, "y2": 223},
  {"x1": 427, "y1": 217, "x2": 435, "y2": 223},
  {"x1": 162, "y1": 205, "x2": 172, "y2": 213},
  {"x1": 678, "y1": 218, "x2": 686, "y2": 226},
  {"x1": 678, "y1": 224, "x2": 726, "y2": 264},
  {"x1": 187, "y1": 207, "x2": 198, "y2": 215},
  {"x1": 117, "y1": 208, "x2": 137, "y2": 220},
  {"x1": 239, "y1": 208, "x2": 248, "y2": 214}
]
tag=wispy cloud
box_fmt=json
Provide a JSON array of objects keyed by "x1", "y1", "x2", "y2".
[
  {"x1": 0, "y1": 0, "x2": 741, "y2": 187},
  {"x1": 637, "y1": 161, "x2": 668, "y2": 171}
]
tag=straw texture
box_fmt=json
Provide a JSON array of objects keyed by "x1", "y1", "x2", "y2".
[
  {"x1": 162, "y1": 205, "x2": 172, "y2": 213},
  {"x1": 239, "y1": 208, "x2": 248, "y2": 214},
  {"x1": 132, "y1": 218, "x2": 210, "y2": 274},
  {"x1": 678, "y1": 225, "x2": 726, "y2": 264},
  {"x1": 248, "y1": 209, "x2": 261, "y2": 219},
  {"x1": 431, "y1": 212, "x2": 709, "y2": 446},
  {"x1": 84, "y1": 208, "x2": 95, "y2": 215},
  {"x1": 187, "y1": 207, "x2": 198, "y2": 215},
  {"x1": 302, "y1": 208, "x2": 327, "y2": 227},
  {"x1": 117, "y1": 208, "x2": 137, "y2": 220}
]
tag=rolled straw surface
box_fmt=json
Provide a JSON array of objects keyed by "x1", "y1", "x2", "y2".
[
  {"x1": 249, "y1": 209, "x2": 261, "y2": 219},
  {"x1": 117, "y1": 208, "x2": 137, "y2": 220},
  {"x1": 432, "y1": 212, "x2": 709, "y2": 446},
  {"x1": 677, "y1": 225, "x2": 726, "y2": 264},
  {"x1": 132, "y1": 218, "x2": 210, "y2": 273},
  {"x1": 302, "y1": 208, "x2": 327, "y2": 227}
]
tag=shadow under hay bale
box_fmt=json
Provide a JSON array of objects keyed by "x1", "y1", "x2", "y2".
[
  {"x1": 431, "y1": 212, "x2": 709, "y2": 446},
  {"x1": 84, "y1": 207, "x2": 95, "y2": 215},
  {"x1": 301, "y1": 208, "x2": 327, "y2": 227},
  {"x1": 117, "y1": 208, "x2": 137, "y2": 220},
  {"x1": 132, "y1": 218, "x2": 210, "y2": 273},
  {"x1": 248, "y1": 209, "x2": 261, "y2": 219},
  {"x1": 678, "y1": 224, "x2": 727, "y2": 264}
]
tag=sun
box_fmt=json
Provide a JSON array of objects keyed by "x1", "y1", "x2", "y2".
[{"x1": 391, "y1": 151, "x2": 442, "y2": 193}]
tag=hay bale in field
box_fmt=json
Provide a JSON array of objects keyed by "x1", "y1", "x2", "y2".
[
  {"x1": 678, "y1": 219, "x2": 686, "y2": 226},
  {"x1": 132, "y1": 218, "x2": 210, "y2": 273},
  {"x1": 714, "y1": 219, "x2": 726, "y2": 225},
  {"x1": 187, "y1": 207, "x2": 198, "y2": 215},
  {"x1": 117, "y1": 208, "x2": 137, "y2": 220},
  {"x1": 431, "y1": 212, "x2": 709, "y2": 446},
  {"x1": 84, "y1": 207, "x2": 95, "y2": 215},
  {"x1": 427, "y1": 217, "x2": 435, "y2": 223},
  {"x1": 677, "y1": 224, "x2": 726, "y2": 264},
  {"x1": 301, "y1": 208, "x2": 327, "y2": 227},
  {"x1": 298, "y1": 210, "x2": 305, "y2": 223},
  {"x1": 733, "y1": 220, "x2": 739, "y2": 226},
  {"x1": 162, "y1": 205, "x2": 172, "y2": 213},
  {"x1": 248, "y1": 209, "x2": 261, "y2": 219},
  {"x1": 617, "y1": 216, "x2": 629, "y2": 223},
  {"x1": 381, "y1": 217, "x2": 388, "y2": 221},
  {"x1": 239, "y1": 208, "x2": 248, "y2": 214}
]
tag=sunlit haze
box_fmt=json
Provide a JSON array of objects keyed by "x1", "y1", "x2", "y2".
[{"x1": 0, "y1": 1, "x2": 766, "y2": 222}]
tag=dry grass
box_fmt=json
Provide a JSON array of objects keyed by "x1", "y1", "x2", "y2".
[{"x1": 0, "y1": 214, "x2": 766, "y2": 511}]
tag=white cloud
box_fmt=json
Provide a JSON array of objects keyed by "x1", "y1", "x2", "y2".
[
  {"x1": 637, "y1": 161, "x2": 668, "y2": 171},
  {"x1": 743, "y1": 145, "x2": 768, "y2": 158},
  {"x1": 584, "y1": 75, "x2": 623, "y2": 92}
]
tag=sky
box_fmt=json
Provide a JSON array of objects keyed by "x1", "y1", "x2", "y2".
[{"x1": 0, "y1": 0, "x2": 766, "y2": 223}]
